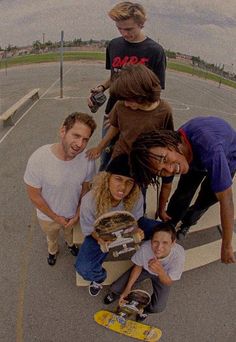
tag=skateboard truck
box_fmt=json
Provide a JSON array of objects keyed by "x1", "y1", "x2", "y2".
[{"x1": 94, "y1": 211, "x2": 142, "y2": 257}]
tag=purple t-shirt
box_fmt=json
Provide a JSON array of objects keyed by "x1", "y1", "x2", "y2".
[{"x1": 180, "y1": 116, "x2": 236, "y2": 193}]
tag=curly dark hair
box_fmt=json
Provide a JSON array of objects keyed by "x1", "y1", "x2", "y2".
[
  {"x1": 62, "y1": 112, "x2": 97, "y2": 134},
  {"x1": 130, "y1": 130, "x2": 182, "y2": 186}
]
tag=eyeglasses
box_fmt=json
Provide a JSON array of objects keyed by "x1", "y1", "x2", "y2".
[{"x1": 148, "y1": 151, "x2": 168, "y2": 177}]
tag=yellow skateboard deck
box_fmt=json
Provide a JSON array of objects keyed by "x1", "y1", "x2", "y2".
[{"x1": 94, "y1": 310, "x2": 162, "y2": 341}]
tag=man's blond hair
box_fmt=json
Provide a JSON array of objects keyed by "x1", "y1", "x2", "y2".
[{"x1": 108, "y1": 2, "x2": 146, "y2": 25}]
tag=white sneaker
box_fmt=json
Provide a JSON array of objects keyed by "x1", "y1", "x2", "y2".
[{"x1": 89, "y1": 281, "x2": 103, "y2": 296}]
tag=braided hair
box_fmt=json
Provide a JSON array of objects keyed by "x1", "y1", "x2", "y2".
[{"x1": 130, "y1": 130, "x2": 182, "y2": 186}]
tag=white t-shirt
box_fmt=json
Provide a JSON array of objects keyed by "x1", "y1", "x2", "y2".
[
  {"x1": 80, "y1": 189, "x2": 144, "y2": 236},
  {"x1": 24, "y1": 144, "x2": 96, "y2": 221},
  {"x1": 132, "y1": 240, "x2": 185, "y2": 281}
]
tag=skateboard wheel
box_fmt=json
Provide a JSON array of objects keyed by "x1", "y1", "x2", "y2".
[
  {"x1": 113, "y1": 251, "x2": 119, "y2": 258},
  {"x1": 133, "y1": 233, "x2": 142, "y2": 243}
]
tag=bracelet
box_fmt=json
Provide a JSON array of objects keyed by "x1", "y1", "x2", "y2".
[{"x1": 97, "y1": 84, "x2": 106, "y2": 92}]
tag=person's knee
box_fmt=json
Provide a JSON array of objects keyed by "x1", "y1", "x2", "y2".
[
  {"x1": 155, "y1": 304, "x2": 166, "y2": 313},
  {"x1": 147, "y1": 303, "x2": 166, "y2": 314},
  {"x1": 75, "y1": 256, "x2": 90, "y2": 277}
]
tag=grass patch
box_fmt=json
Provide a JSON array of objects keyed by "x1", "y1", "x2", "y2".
[
  {"x1": 0, "y1": 51, "x2": 105, "y2": 68},
  {"x1": 168, "y1": 61, "x2": 236, "y2": 89},
  {"x1": 1, "y1": 52, "x2": 235, "y2": 89}
]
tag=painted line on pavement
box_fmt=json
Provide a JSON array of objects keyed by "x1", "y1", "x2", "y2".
[
  {"x1": 16, "y1": 214, "x2": 35, "y2": 342},
  {"x1": 184, "y1": 232, "x2": 236, "y2": 271}
]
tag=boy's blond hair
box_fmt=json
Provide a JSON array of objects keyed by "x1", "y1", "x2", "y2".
[{"x1": 108, "y1": 2, "x2": 147, "y2": 25}]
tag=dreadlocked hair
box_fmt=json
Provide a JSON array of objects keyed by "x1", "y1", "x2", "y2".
[
  {"x1": 92, "y1": 171, "x2": 141, "y2": 218},
  {"x1": 130, "y1": 130, "x2": 182, "y2": 186}
]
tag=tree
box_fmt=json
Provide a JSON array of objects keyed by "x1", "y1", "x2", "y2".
[
  {"x1": 192, "y1": 56, "x2": 201, "y2": 66},
  {"x1": 165, "y1": 49, "x2": 176, "y2": 59},
  {"x1": 32, "y1": 40, "x2": 42, "y2": 51}
]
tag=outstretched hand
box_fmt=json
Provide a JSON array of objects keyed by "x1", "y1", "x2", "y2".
[
  {"x1": 119, "y1": 289, "x2": 130, "y2": 307},
  {"x1": 86, "y1": 147, "x2": 102, "y2": 160},
  {"x1": 158, "y1": 209, "x2": 172, "y2": 222},
  {"x1": 221, "y1": 244, "x2": 236, "y2": 264}
]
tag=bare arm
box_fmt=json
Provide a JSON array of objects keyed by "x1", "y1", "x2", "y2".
[
  {"x1": 96, "y1": 79, "x2": 111, "y2": 92},
  {"x1": 86, "y1": 125, "x2": 119, "y2": 160},
  {"x1": 65, "y1": 181, "x2": 91, "y2": 228},
  {"x1": 26, "y1": 185, "x2": 67, "y2": 226},
  {"x1": 158, "y1": 182, "x2": 173, "y2": 221},
  {"x1": 216, "y1": 186, "x2": 236, "y2": 264},
  {"x1": 119, "y1": 265, "x2": 142, "y2": 306}
]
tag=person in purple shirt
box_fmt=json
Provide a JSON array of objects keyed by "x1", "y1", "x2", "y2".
[{"x1": 130, "y1": 116, "x2": 236, "y2": 264}]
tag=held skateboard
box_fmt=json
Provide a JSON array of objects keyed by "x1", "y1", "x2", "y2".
[
  {"x1": 94, "y1": 290, "x2": 162, "y2": 341},
  {"x1": 94, "y1": 211, "x2": 142, "y2": 257}
]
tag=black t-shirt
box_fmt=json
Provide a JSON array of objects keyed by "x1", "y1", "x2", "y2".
[{"x1": 105, "y1": 36, "x2": 166, "y2": 113}]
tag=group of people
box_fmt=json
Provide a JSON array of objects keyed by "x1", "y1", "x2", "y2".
[{"x1": 24, "y1": 1, "x2": 235, "y2": 322}]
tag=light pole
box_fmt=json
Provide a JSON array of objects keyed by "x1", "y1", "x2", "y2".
[{"x1": 60, "y1": 31, "x2": 64, "y2": 98}]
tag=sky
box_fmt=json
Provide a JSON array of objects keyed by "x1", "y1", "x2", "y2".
[{"x1": 0, "y1": 0, "x2": 235, "y2": 71}]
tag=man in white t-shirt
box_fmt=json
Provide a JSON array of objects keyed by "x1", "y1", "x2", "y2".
[
  {"x1": 24, "y1": 112, "x2": 97, "y2": 266},
  {"x1": 104, "y1": 222, "x2": 185, "y2": 321}
]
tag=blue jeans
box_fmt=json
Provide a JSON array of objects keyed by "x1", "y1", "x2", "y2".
[
  {"x1": 75, "y1": 236, "x2": 108, "y2": 283},
  {"x1": 75, "y1": 217, "x2": 161, "y2": 283}
]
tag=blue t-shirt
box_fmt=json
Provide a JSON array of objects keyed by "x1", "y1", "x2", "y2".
[{"x1": 180, "y1": 116, "x2": 236, "y2": 193}]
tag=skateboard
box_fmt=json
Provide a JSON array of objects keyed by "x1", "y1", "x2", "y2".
[
  {"x1": 94, "y1": 290, "x2": 162, "y2": 341},
  {"x1": 94, "y1": 210, "x2": 142, "y2": 257}
]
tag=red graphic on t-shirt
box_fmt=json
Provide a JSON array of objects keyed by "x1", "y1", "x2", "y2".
[{"x1": 112, "y1": 56, "x2": 149, "y2": 68}]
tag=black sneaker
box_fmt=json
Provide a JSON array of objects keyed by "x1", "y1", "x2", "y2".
[
  {"x1": 89, "y1": 281, "x2": 103, "y2": 296},
  {"x1": 47, "y1": 253, "x2": 57, "y2": 266},
  {"x1": 68, "y1": 244, "x2": 79, "y2": 256},
  {"x1": 136, "y1": 311, "x2": 149, "y2": 322},
  {"x1": 177, "y1": 225, "x2": 190, "y2": 240},
  {"x1": 103, "y1": 292, "x2": 118, "y2": 305}
]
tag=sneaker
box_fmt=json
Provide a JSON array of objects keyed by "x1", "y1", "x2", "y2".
[
  {"x1": 136, "y1": 311, "x2": 149, "y2": 322},
  {"x1": 68, "y1": 244, "x2": 79, "y2": 256},
  {"x1": 103, "y1": 292, "x2": 118, "y2": 305},
  {"x1": 47, "y1": 253, "x2": 57, "y2": 266},
  {"x1": 89, "y1": 281, "x2": 103, "y2": 296},
  {"x1": 177, "y1": 225, "x2": 190, "y2": 240}
]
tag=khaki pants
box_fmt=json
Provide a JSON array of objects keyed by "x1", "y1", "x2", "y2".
[{"x1": 38, "y1": 219, "x2": 74, "y2": 255}]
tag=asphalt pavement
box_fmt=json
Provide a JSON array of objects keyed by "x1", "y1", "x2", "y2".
[{"x1": 0, "y1": 62, "x2": 235, "y2": 342}]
